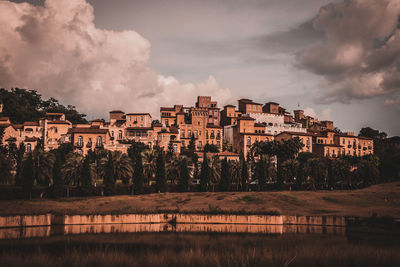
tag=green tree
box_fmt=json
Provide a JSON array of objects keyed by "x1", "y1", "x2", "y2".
[
  {"x1": 142, "y1": 149, "x2": 157, "y2": 185},
  {"x1": 155, "y1": 151, "x2": 167, "y2": 192},
  {"x1": 199, "y1": 152, "x2": 211, "y2": 192},
  {"x1": 14, "y1": 143, "x2": 25, "y2": 186},
  {"x1": 21, "y1": 153, "x2": 34, "y2": 199},
  {"x1": 0, "y1": 152, "x2": 13, "y2": 184},
  {"x1": 177, "y1": 157, "x2": 190, "y2": 192},
  {"x1": 305, "y1": 158, "x2": 327, "y2": 190},
  {"x1": 104, "y1": 152, "x2": 115, "y2": 196},
  {"x1": 79, "y1": 156, "x2": 92, "y2": 196},
  {"x1": 203, "y1": 143, "x2": 219, "y2": 153},
  {"x1": 52, "y1": 153, "x2": 63, "y2": 197},
  {"x1": 33, "y1": 148, "x2": 55, "y2": 186},
  {"x1": 254, "y1": 157, "x2": 266, "y2": 191},
  {"x1": 240, "y1": 152, "x2": 248, "y2": 191},
  {"x1": 133, "y1": 152, "x2": 144, "y2": 194},
  {"x1": 218, "y1": 157, "x2": 231, "y2": 191}
]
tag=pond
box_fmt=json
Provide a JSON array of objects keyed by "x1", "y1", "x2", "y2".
[{"x1": 0, "y1": 223, "x2": 399, "y2": 266}]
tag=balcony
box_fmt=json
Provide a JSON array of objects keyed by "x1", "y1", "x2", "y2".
[
  {"x1": 86, "y1": 142, "x2": 92, "y2": 148},
  {"x1": 216, "y1": 135, "x2": 221, "y2": 140},
  {"x1": 75, "y1": 142, "x2": 83, "y2": 148},
  {"x1": 210, "y1": 135, "x2": 215, "y2": 139}
]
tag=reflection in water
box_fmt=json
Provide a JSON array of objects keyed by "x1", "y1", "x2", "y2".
[{"x1": 0, "y1": 223, "x2": 345, "y2": 240}]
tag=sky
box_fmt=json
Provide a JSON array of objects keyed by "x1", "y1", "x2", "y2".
[{"x1": 1, "y1": 0, "x2": 400, "y2": 136}]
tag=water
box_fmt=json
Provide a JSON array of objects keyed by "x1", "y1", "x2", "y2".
[{"x1": 0, "y1": 223, "x2": 399, "y2": 266}]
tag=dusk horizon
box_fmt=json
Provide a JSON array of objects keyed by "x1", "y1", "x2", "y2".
[{"x1": 1, "y1": 0, "x2": 399, "y2": 136}]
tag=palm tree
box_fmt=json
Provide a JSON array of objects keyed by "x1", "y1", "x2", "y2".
[
  {"x1": 305, "y1": 158, "x2": 327, "y2": 190},
  {"x1": 208, "y1": 155, "x2": 221, "y2": 191},
  {"x1": 281, "y1": 159, "x2": 299, "y2": 185},
  {"x1": 99, "y1": 151, "x2": 133, "y2": 184},
  {"x1": 33, "y1": 148, "x2": 55, "y2": 186},
  {"x1": 230, "y1": 160, "x2": 241, "y2": 191},
  {"x1": 167, "y1": 155, "x2": 192, "y2": 185},
  {"x1": 142, "y1": 149, "x2": 157, "y2": 185},
  {"x1": 62, "y1": 152, "x2": 84, "y2": 187}
]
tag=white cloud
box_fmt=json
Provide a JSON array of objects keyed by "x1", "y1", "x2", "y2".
[
  {"x1": 304, "y1": 107, "x2": 332, "y2": 120},
  {"x1": 0, "y1": 0, "x2": 233, "y2": 119}
]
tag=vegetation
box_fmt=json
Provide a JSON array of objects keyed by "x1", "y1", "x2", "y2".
[
  {"x1": 0, "y1": 88, "x2": 87, "y2": 124},
  {"x1": 155, "y1": 151, "x2": 167, "y2": 193}
]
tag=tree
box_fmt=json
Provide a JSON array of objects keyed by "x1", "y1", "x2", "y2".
[
  {"x1": 0, "y1": 151, "x2": 13, "y2": 184},
  {"x1": 14, "y1": 143, "x2": 25, "y2": 186},
  {"x1": 240, "y1": 152, "x2": 248, "y2": 191},
  {"x1": 52, "y1": 153, "x2": 63, "y2": 197},
  {"x1": 254, "y1": 157, "x2": 266, "y2": 191},
  {"x1": 79, "y1": 156, "x2": 92, "y2": 196},
  {"x1": 142, "y1": 149, "x2": 157, "y2": 185},
  {"x1": 62, "y1": 152, "x2": 84, "y2": 187},
  {"x1": 208, "y1": 155, "x2": 221, "y2": 191},
  {"x1": 21, "y1": 153, "x2": 34, "y2": 199},
  {"x1": 155, "y1": 151, "x2": 167, "y2": 192},
  {"x1": 199, "y1": 152, "x2": 211, "y2": 192},
  {"x1": 133, "y1": 152, "x2": 144, "y2": 194},
  {"x1": 104, "y1": 152, "x2": 115, "y2": 196},
  {"x1": 305, "y1": 158, "x2": 327, "y2": 190},
  {"x1": 177, "y1": 157, "x2": 190, "y2": 192},
  {"x1": 99, "y1": 151, "x2": 133, "y2": 184},
  {"x1": 218, "y1": 157, "x2": 231, "y2": 191},
  {"x1": 354, "y1": 158, "x2": 380, "y2": 187},
  {"x1": 33, "y1": 148, "x2": 55, "y2": 186},
  {"x1": 281, "y1": 159, "x2": 299, "y2": 185},
  {"x1": 203, "y1": 143, "x2": 219, "y2": 153}
]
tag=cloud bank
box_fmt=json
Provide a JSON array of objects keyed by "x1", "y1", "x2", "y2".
[
  {"x1": 0, "y1": 0, "x2": 233, "y2": 119},
  {"x1": 297, "y1": 0, "x2": 400, "y2": 104}
]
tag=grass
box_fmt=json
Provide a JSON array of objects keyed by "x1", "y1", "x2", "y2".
[
  {"x1": 0, "y1": 232, "x2": 399, "y2": 266},
  {"x1": 0, "y1": 182, "x2": 399, "y2": 217}
]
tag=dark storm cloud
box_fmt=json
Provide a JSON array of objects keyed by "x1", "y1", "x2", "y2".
[{"x1": 296, "y1": 0, "x2": 400, "y2": 105}]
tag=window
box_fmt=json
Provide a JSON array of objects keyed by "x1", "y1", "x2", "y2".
[
  {"x1": 194, "y1": 130, "x2": 198, "y2": 138},
  {"x1": 165, "y1": 119, "x2": 169, "y2": 126},
  {"x1": 111, "y1": 131, "x2": 114, "y2": 137},
  {"x1": 247, "y1": 137, "x2": 251, "y2": 146},
  {"x1": 181, "y1": 130, "x2": 185, "y2": 138},
  {"x1": 173, "y1": 144, "x2": 178, "y2": 153},
  {"x1": 78, "y1": 136, "x2": 83, "y2": 146},
  {"x1": 210, "y1": 130, "x2": 215, "y2": 139},
  {"x1": 118, "y1": 130, "x2": 123, "y2": 140},
  {"x1": 198, "y1": 141, "x2": 202, "y2": 148},
  {"x1": 141, "y1": 116, "x2": 143, "y2": 121},
  {"x1": 54, "y1": 127, "x2": 58, "y2": 133},
  {"x1": 26, "y1": 143, "x2": 31, "y2": 152},
  {"x1": 129, "y1": 116, "x2": 131, "y2": 121},
  {"x1": 97, "y1": 136, "x2": 102, "y2": 146}
]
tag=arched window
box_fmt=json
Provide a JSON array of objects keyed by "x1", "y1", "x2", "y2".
[
  {"x1": 118, "y1": 130, "x2": 123, "y2": 140},
  {"x1": 97, "y1": 136, "x2": 102, "y2": 146},
  {"x1": 111, "y1": 131, "x2": 114, "y2": 137},
  {"x1": 78, "y1": 136, "x2": 83, "y2": 146},
  {"x1": 26, "y1": 143, "x2": 31, "y2": 152}
]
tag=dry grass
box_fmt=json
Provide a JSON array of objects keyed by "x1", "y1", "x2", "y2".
[
  {"x1": 1, "y1": 182, "x2": 400, "y2": 217},
  {"x1": 0, "y1": 232, "x2": 399, "y2": 267}
]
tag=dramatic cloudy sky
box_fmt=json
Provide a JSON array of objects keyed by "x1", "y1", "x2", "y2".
[{"x1": 1, "y1": 0, "x2": 400, "y2": 135}]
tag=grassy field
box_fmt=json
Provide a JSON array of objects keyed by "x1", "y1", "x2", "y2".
[
  {"x1": 0, "y1": 232, "x2": 399, "y2": 267},
  {"x1": 1, "y1": 182, "x2": 399, "y2": 217}
]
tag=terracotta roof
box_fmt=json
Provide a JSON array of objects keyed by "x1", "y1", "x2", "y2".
[
  {"x1": 264, "y1": 102, "x2": 279, "y2": 105},
  {"x1": 12, "y1": 124, "x2": 23, "y2": 129},
  {"x1": 240, "y1": 133, "x2": 273, "y2": 137},
  {"x1": 47, "y1": 120, "x2": 71, "y2": 125},
  {"x1": 276, "y1": 131, "x2": 314, "y2": 137},
  {"x1": 126, "y1": 127, "x2": 152, "y2": 131},
  {"x1": 358, "y1": 136, "x2": 373, "y2": 140},
  {"x1": 313, "y1": 143, "x2": 343, "y2": 148},
  {"x1": 23, "y1": 121, "x2": 39, "y2": 126},
  {"x1": 160, "y1": 107, "x2": 176, "y2": 111},
  {"x1": 218, "y1": 151, "x2": 240, "y2": 156},
  {"x1": 152, "y1": 123, "x2": 162, "y2": 127},
  {"x1": 237, "y1": 116, "x2": 255, "y2": 121},
  {"x1": 126, "y1": 113, "x2": 152, "y2": 116},
  {"x1": 69, "y1": 128, "x2": 108, "y2": 134},
  {"x1": 109, "y1": 110, "x2": 124, "y2": 113},
  {"x1": 224, "y1": 104, "x2": 236, "y2": 108},
  {"x1": 206, "y1": 124, "x2": 222, "y2": 129},
  {"x1": 254, "y1": 122, "x2": 266, "y2": 127},
  {"x1": 335, "y1": 133, "x2": 357, "y2": 138},
  {"x1": 0, "y1": 117, "x2": 10, "y2": 121},
  {"x1": 5, "y1": 137, "x2": 16, "y2": 142},
  {"x1": 91, "y1": 119, "x2": 105, "y2": 122},
  {"x1": 45, "y1": 113, "x2": 64, "y2": 116}
]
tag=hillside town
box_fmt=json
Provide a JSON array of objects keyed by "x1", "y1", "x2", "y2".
[{"x1": 0, "y1": 96, "x2": 373, "y2": 159}]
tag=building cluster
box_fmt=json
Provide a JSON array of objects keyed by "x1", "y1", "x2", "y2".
[{"x1": 0, "y1": 96, "x2": 374, "y2": 158}]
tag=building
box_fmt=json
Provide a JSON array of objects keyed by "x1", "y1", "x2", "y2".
[{"x1": 68, "y1": 126, "x2": 110, "y2": 155}]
